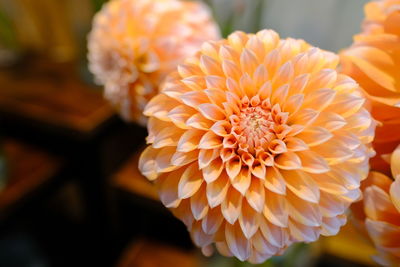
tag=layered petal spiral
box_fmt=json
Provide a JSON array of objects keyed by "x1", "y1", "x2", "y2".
[
  {"x1": 139, "y1": 30, "x2": 376, "y2": 263},
  {"x1": 88, "y1": 0, "x2": 220, "y2": 125},
  {"x1": 340, "y1": 0, "x2": 400, "y2": 172},
  {"x1": 353, "y1": 146, "x2": 400, "y2": 266}
]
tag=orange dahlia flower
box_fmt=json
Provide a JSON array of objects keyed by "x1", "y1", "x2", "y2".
[
  {"x1": 88, "y1": 0, "x2": 220, "y2": 125},
  {"x1": 139, "y1": 30, "x2": 376, "y2": 263},
  {"x1": 354, "y1": 145, "x2": 400, "y2": 266},
  {"x1": 340, "y1": 0, "x2": 400, "y2": 173}
]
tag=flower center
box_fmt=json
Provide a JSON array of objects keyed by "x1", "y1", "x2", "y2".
[{"x1": 229, "y1": 97, "x2": 290, "y2": 155}]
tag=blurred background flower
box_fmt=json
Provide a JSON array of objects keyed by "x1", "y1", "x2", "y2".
[
  {"x1": 341, "y1": 0, "x2": 400, "y2": 174},
  {"x1": 351, "y1": 145, "x2": 400, "y2": 266},
  {"x1": 88, "y1": 0, "x2": 220, "y2": 125}
]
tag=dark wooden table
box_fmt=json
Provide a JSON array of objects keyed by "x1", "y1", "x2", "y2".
[{"x1": 0, "y1": 57, "x2": 147, "y2": 266}]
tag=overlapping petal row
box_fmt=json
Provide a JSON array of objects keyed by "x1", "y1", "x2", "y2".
[
  {"x1": 340, "y1": 0, "x2": 400, "y2": 172},
  {"x1": 88, "y1": 0, "x2": 220, "y2": 125},
  {"x1": 353, "y1": 146, "x2": 400, "y2": 266},
  {"x1": 139, "y1": 30, "x2": 376, "y2": 263}
]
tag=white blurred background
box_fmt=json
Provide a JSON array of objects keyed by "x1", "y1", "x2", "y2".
[{"x1": 207, "y1": 0, "x2": 369, "y2": 52}]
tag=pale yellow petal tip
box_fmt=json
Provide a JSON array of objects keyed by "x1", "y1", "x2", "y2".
[
  {"x1": 139, "y1": 28, "x2": 375, "y2": 263},
  {"x1": 87, "y1": 0, "x2": 220, "y2": 125}
]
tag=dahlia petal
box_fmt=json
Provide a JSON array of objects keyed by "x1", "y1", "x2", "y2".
[
  {"x1": 314, "y1": 112, "x2": 346, "y2": 131},
  {"x1": 289, "y1": 73, "x2": 310, "y2": 94},
  {"x1": 215, "y1": 241, "x2": 233, "y2": 257},
  {"x1": 198, "y1": 131, "x2": 223, "y2": 149},
  {"x1": 304, "y1": 69, "x2": 337, "y2": 94},
  {"x1": 258, "y1": 81, "x2": 272, "y2": 100},
  {"x1": 180, "y1": 91, "x2": 209, "y2": 107},
  {"x1": 206, "y1": 171, "x2": 229, "y2": 208},
  {"x1": 287, "y1": 191, "x2": 322, "y2": 227},
  {"x1": 178, "y1": 63, "x2": 202, "y2": 78},
  {"x1": 203, "y1": 157, "x2": 224, "y2": 183},
  {"x1": 157, "y1": 170, "x2": 184, "y2": 208},
  {"x1": 152, "y1": 126, "x2": 183, "y2": 148},
  {"x1": 311, "y1": 140, "x2": 353, "y2": 165},
  {"x1": 303, "y1": 88, "x2": 336, "y2": 111},
  {"x1": 226, "y1": 155, "x2": 242, "y2": 180},
  {"x1": 222, "y1": 60, "x2": 242, "y2": 80},
  {"x1": 268, "y1": 139, "x2": 287, "y2": 154},
  {"x1": 288, "y1": 220, "x2": 320, "y2": 243},
  {"x1": 163, "y1": 84, "x2": 191, "y2": 100},
  {"x1": 221, "y1": 148, "x2": 235, "y2": 162},
  {"x1": 320, "y1": 215, "x2": 347, "y2": 236},
  {"x1": 271, "y1": 84, "x2": 289, "y2": 105},
  {"x1": 296, "y1": 150, "x2": 330, "y2": 173},
  {"x1": 191, "y1": 184, "x2": 209, "y2": 220},
  {"x1": 273, "y1": 61, "x2": 294, "y2": 89},
  {"x1": 319, "y1": 191, "x2": 346, "y2": 217},
  {"x1": 263, "y1": 192, "x2": 288, "y2": 227},
  {"x1": 221, "y1": 187, "x2": 242, "y2": 224},
  {"x1": 240, "y1": 48, "x2": 258, "y2": 75},
  {"x1": 228, "y1": 31, "x2": 249, "y2": 52},
  {"x1": 326, "y1": 93, "x2": 365, "y2": 117},
  {"x1": 264, "y1": 49, "x2": 281, "y2": 76},
  {"x1": 181, "y1": 76, "x2": 206, "y2": 91},
  {"x1": 226, "y1": 77, "x2": 244, "y2": 97},
  {"x1": 198, "y1": 148, "x2": 219, "y2": 169},
  {"x1": 274, "y1": 152, "x2": 302, "y2": 170},
  {"x1": 144, "y1": 94, "x2": 177, "y2": 120},
  {"x1": 178, "y1": 162, "x2": 203, "y2": 199},
  {"x1": 364, "y1": 186, "x2": 400, "y2": 224},
  {"x1": 283, "y1": 94, "x2": 304, "y2": 114},
  {"x1": 252, "y1": 231, "x2": 279, "y2": 255},
  {"x1": 155, "y1": 147, "x2": 178, "y2": 173},
  {"x1": 239, "y1": 200, "x2": 261, "y2": 239},
  {"x1": 258, "y1": 151, "x2": 274, "y2": 167},
  {"x1": 264, "y1": 167, "x2": 286, "y2": 195},
  {"x1": 346, "y1": 53, "x2": 396, "y2": 92},
  {"x1": 198, "y1": 103, "x2": 226, "y2": 121},
  {"x1": 177, "y1": 129, "x2": 203, "y2": 152},
  {"x1": 225, "y1": 223, "x2": 251, "y2": 261},
  {"x1": 289, "y1": 108, "x2": 319, "y2": 126},
  {"x1": 251, "y1": 159, "x2": 266, "y2": 179},
  {"x1": 200, "y1": 55, "x2": 223, "y2": 76},
  {"x1": 285, "y1": 137, "x2": 308, "y2": 152},
  {"x1": 253, "y1": 65, "x2": 269, "y2": 88},
  {"x1": 171, "y1": 150, "x2": 198, "y2": 166},
  {"x1": 191, "y1": 221, "x2": 213, "y2": 247},
  {"x1": 201, "y1": 41, "x2": 220, "y2": 60},
  {"x1": 186, "y1": 113, "x2": 213, "y2": 130},
  {"x1": 139, "y1": 146, "x2": 159, "y2": 181},
  {"x1": 282, "y1": 170, "x2": 320, "y2": 203},
  {"x1": 219, "y1": 44, "x2": 240, "y2": 62},
  {"x1": 390, "y1": 179, "x2": 400, "y2": 213},
  {"x1": 202, "y1": 207, "x2": 224, "y2": 235},
  {"x1": 172, "y1": 199, "x2": 194, "y2": 230},
  {"x1": 168, "y1": 105, "x2": 196, "y2": 129},
  {"x1": 210, "y1": 120, "x2": 231, "y2": 137},
  {"x1": 204, "y1": 88, "x2": 227, "y2": 108},
  {"x1": 296, "y1": 126, "x2": 333, "y2": 146},
  {"x1": 391, "y1": 146, "x2": 400, "y2": 179},
  {"x1": 259, "y1": 217, "x2": 288, "y2": 248},
  {"x1": 245, "y1": 178, "x2": 265, "y2": 213},
  {"x1": 240, "y1": 73, "x2": 257, "y2": 97},
  {"x1": 246, "y1": 35, "x2": 265, "y2": 61},
  {"x1": 231, "y1": 167, "x2": 252, "y2": 196},
  {"x1": 365, "y1": 219, "x2": 400, "y2": 249}
]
